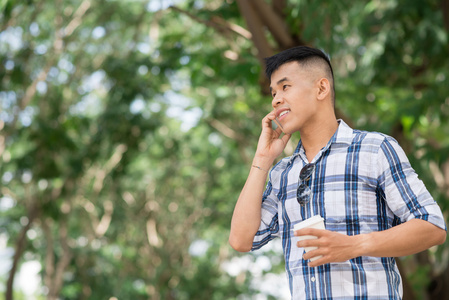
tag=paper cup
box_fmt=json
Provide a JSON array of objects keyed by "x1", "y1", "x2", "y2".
[{"x1": 293, "y1": 215, "x2": 325, "y2": 262}]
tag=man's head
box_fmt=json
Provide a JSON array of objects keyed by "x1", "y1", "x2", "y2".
[{"x1": 265, "y1": 46, "x2": 335, "y2": 105}]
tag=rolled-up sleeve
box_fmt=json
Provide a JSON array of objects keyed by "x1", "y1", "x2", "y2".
[
  {"x1": 252, "y1": 175, "x2": 281, "y2": 251},
  {"x1": 377, "y1": 137, "x2": 446, "y2": 230}
]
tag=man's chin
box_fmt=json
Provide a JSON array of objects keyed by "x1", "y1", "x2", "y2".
[{"x1": 282, "y1": 126, "x2": 298, "y2": 135}]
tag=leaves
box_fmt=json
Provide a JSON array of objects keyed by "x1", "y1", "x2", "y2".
[{"x1": 1, "y1": 0, "x2": 449, "y2": 299}]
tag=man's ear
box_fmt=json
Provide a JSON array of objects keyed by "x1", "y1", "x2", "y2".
[{"x1": 316, "y1": 78, "x2": 331, "y2": 100}]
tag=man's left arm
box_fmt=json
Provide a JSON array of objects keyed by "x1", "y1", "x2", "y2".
[
  {"x1": 296, "y1": 218, "x2": 446, "y2": 267},
  {"x1": 298, "y1": 136, "x2": 447, "y2": 267}
]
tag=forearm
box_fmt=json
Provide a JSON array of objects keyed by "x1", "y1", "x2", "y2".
[
  {"x1": 230, "y1": 111, "x2": 291, "y2": 252},
  {"x1": 356, "y1": 219, "x2": 447, "y2": 258},
  {"x1": 229, "y1": 157, "x2": 273, "y2": 252}
]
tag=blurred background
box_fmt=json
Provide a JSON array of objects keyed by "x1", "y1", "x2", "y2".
[{"x1": 1, "y1": 0, "x2": 449, "y2": 299}]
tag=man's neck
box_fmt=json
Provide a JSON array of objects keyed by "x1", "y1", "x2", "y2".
[{"x1": 300, "y1": 117, "x2": 339, "y2": 162}]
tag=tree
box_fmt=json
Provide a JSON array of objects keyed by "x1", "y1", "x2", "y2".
[{"x1": 1, "y1": 0, "x2": 448, "y2": 299}]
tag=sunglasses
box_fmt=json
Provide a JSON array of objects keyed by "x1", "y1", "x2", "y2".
[{"x1": 296, "y1": 163, "x2": 315, "y2": 206}]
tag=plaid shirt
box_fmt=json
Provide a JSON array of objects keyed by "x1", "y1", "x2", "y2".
[{"x1": 252, "y1": 120, "x2": 446, "y2": 300}]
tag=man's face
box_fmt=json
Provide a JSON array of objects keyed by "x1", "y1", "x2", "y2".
[{"x1": 270, "y1": 61, "x2": 318, "y2": 134}]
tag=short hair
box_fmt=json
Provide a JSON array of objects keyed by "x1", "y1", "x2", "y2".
[{"x1": 264, "y1": 46, "x2": 335, "y2": 103}]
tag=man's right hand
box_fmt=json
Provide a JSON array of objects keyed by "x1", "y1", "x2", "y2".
[{"x1": 254, "y1": 111, "x2": 292, "y2": 164}]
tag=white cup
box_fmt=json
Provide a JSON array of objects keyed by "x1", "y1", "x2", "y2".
[{"x1": 293, "y1": 215, "x2": 325, "y2": 262}]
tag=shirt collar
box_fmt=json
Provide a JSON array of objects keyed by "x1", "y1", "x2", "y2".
[
  {"x1": 333, "y1": 119, "x2": 354, "y2": 145},
  {"x1": 290, "y1": 119, "x2": 353, "y2": 163}
]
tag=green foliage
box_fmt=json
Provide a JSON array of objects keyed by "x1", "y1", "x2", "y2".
[{"x1": 1, "y1": 0, "x2": 448, "y2": 299}]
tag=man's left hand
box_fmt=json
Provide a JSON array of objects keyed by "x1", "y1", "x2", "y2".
[{"x1": 294, "y1": 228, "x2": 361, "y2": 267}]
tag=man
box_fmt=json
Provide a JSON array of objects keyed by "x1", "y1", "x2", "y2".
[{"x1": 229, "y1": 46, "x2": 447, "y2": 299}]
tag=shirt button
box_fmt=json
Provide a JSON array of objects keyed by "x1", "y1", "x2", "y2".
[{"x1": 311, "y1": 277, "x2": 316, "y2": 282}]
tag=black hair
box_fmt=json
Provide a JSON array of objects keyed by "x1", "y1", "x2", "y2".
[{"x1": 264, "y1": 46, "x2": 335, "y2": 102}]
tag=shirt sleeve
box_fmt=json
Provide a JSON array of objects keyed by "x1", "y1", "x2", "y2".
[
  {"x1": 377, "y1": 136, "x2": 446, "y2": 230},
  {"x1": 251, "y1": 173, "x2": 281, "y2": 251}
]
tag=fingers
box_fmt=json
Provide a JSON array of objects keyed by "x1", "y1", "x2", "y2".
[
  {"x1": 294, "y1": 228, "x2": 326, "y2": 237},
  {"x1": 299, "y1": 242, "x2": 330, "y2": 267},
  {"x1": 307, "y1": 255, "x2": 328, "y2": 268},
  {"x1": 261, "y1": 113, "x2": 284, "y2": 140},
  {"x1": 296, "y1": 238, "x2": 322, "y2": 249},
  {"x1": 262, "y1": 111, "x2": 276, "y2": 125},
  {"x1": 256, "y1": 111, "x2": 289, "y2": 159},
  {"x1": 273, "y1": 126, "x2": 283, "y2": 138},
  {"x1": 296, "y1": 230, "x2": 355, "y2": 267},
  {"x1": 267, "y1": 110, "x2": 276, "y2": 120},
  {"x1": 295, "y1": 230, "x2": 329, "y2": 266},
  {"x1": 302, "y1": 248, "x2": 323, "y2": 260}
]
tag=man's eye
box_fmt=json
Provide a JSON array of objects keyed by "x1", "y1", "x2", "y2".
[
  {"x1": 272, "y1": 93, "x2": 276, "y2": 98},
  {"x1": 283, "y1": 85, "x2": 288, "y2": 90}
]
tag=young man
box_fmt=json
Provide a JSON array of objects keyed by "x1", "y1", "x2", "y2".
[{"x1": 229, "y1": 46, "x2": 447, "y2": 299}]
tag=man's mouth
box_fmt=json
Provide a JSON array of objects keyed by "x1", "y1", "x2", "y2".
[{"x1": 278, "y1": 109, "x2": 290, "y2": 119}]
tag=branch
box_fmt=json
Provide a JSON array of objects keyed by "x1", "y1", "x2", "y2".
[
  {"x1": 95, "y1": 200, "x2": 113, "y2": 237},
  {"x1": 272, "y1": 0, "x2": 287, "y2": 18},
  {"x1": 147, "y1": 218, "x2": 162, "y2": 247},
  {"x1": 93, "y1": 144, "x2": 127, "y2": 193},
  {"x1": 207, "y1": 118, "x2": 241, "y2": 141},
  {"x1": 42, "y1": 216, "x2": 73, "y2": 300},
  {"x1": 210, "y1": 15, "x2": 252, "y2": 39},
  {"x1": 18, "y1": 65, "x2": 52, "y2": 111},
  {"x1": 5, "y1": 203, "x2": 40, "y2": 300},
  {"x1": 43, "y1": 219, "x2": 55, "y2": 295},
  {"x1": 235, "y1": 0, "x2": 274, "y2": 64},
  {"x1": 206, "y1": 118, "x2": 252, "y2": 163},
  {"x1": 169, "y1": 5, "x2": 252, "y2": 40},
  {"x1": 441, "y1": 0, "x2": 449, "y2": 32},
  {"x1": 80, "y1": 197, "x2": 100, "y2": 240},
  {"x1": 249, "y1": 0, "x2": 294, "y2": 49},
  {"x1": 42, "y1": 218, "x2": 55, "y2": 298},
  {"x1": 64, "y1": 0, "x2": 91, "y2": 37},
  {"x1": 51, "y1": 220, "x2": 72, "y2": 300},
  {"x1": 0, "y1": 121, "x2": 4, "y2": 159}
]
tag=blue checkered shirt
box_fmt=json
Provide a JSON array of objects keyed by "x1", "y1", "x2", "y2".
[{"x1": 252, "y1": 120, "x2": 446, "y2": 299}]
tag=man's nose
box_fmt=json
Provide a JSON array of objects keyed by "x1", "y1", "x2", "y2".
[{"x1": 272, "y1": 94, "x2": 283, "y2": 108}]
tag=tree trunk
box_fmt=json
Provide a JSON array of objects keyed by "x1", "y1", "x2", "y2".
[
  {"x1": 428, "y1": 263, "x2": 449, "y2": 300},
  {"x1": 441, "y1": 0, "x2": 449, "y2": 32},
  {"x1": 5, "y1": 204, "x2": 39, "y2": 300},
  {"x1": 396, "y1": 258, "x2": 416, "y2": 300}
]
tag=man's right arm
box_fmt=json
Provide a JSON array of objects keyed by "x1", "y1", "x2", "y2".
[
  {"x1": 229, "y1": 156, "x2": 274, "y2": 252},
  {"x1": 229, "y1": 112, "x2": 291, "y2": 252}
]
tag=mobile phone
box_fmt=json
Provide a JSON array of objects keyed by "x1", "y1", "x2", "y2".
[{"x1": 271, "y1": 117, "x2": 285, "y2": 133}]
